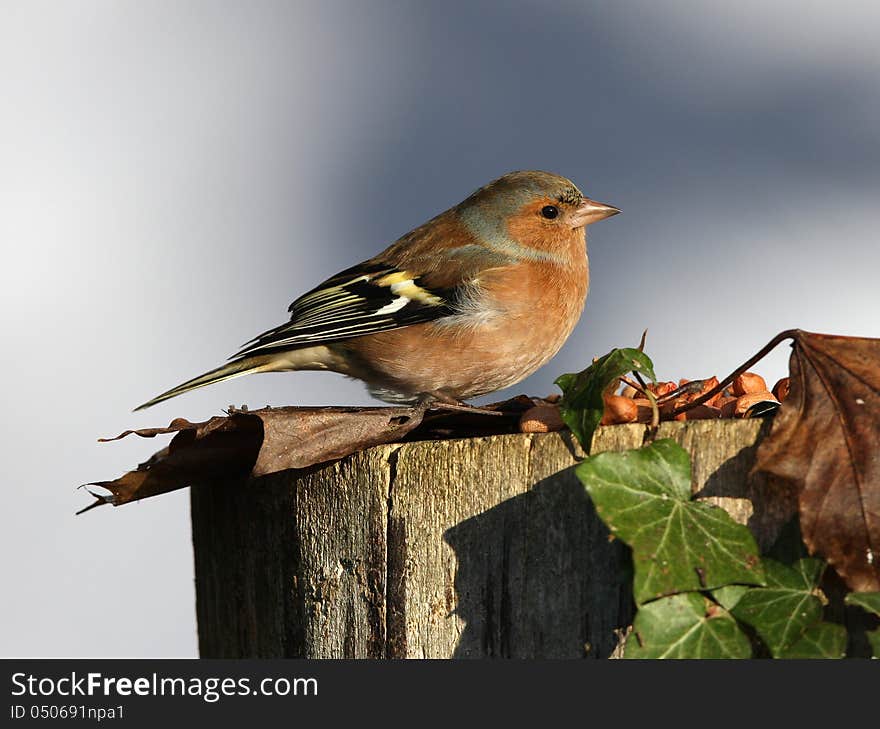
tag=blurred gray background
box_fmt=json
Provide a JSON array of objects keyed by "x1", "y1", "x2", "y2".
[{"x1": 2, "y1": 0, "x2": 878, "y2": 656}]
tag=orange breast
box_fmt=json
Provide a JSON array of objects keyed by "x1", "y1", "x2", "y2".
[{"x1": 337, "y1": 241, "x2": 589, "y2": 403}]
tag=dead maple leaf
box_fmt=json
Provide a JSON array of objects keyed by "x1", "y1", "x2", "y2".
[{"x1": 755, "y1": 331, "x2": 880, "y2": 591}]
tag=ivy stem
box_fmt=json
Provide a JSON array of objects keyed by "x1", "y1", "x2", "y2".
[
  {"x1": 645, "y1": 388, "x2": 660, "y2": 429},
  {"x1": 670, "y1": 329, "x2": 799, "y2": 417}
]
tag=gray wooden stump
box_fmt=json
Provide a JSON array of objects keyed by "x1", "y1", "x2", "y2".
[{"x1": 191, "y1": 419, "x2": 783, "y2": 658}]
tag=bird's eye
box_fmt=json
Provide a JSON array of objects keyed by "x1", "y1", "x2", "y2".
[{"x1": 541, "y1": 205, "x2": 559, "y2": 220}]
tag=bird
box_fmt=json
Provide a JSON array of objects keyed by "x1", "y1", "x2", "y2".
[{"x1": 135, "y1": 170, "x2": 619, "y2": 412}]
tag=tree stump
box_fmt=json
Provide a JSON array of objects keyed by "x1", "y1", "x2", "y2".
[{"x1": 191, "y1": 419, "x2": 783, "y2": 658}]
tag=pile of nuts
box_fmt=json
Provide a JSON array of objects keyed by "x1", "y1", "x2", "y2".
[
  {"x1": 602, "y1": 372, "x2": 789, "y2": 425},
  {"x1": 519, "y1": 373, "x2": 790, "y2": 433}
]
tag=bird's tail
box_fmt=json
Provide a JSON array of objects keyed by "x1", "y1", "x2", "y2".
[{"x1": 134, "y1": 353, "x2": 293, "y2": 411}]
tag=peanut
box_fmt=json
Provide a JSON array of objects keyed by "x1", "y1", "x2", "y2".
[
  {"x1": 601, "y1": 395, "x2": 639, "y2": 425},
  {"x1": 519, "y1": 404, "x2": 565, "y2": 433},
  {"x1": 732, "y1": 372, "x2": 768, "y2": 396},
  {"x1": 684, "y1": 404, "x2": 722, "y2": 420},
  {"x1": 717, "y1": 396, "x2": 738, "y2": 418},
  {"x1": 632, "y1": 399, "x2": 655, "y2": 423},
  {"x1": 734, "y1": 391, "x2": 778, "y2": 417},
  {"x1": 647, "y1": 381, "x2": 677, "y2": 398}
]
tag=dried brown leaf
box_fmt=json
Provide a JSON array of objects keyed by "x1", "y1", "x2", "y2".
[
  {"x1": 82, "y1": 406, "x2": 423, "y2": 512},
  {"x1": 249, "y1": 406, "x2": 423, "y2": 476},
  {"x1": 83, "y1": 398, "x2": 537, "y2": 513},
  {"x1": 755, "y1": 331, "x2": 880, "y2": 591},
  {"x1": 81, "y1": 415, "x2": 263, "y2": 513}
]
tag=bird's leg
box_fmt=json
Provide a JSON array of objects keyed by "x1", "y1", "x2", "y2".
[
  {"x1": 418, "y1": 391, "x2": 506, "y2": 417},
  {"x1": 409, "y1": 395, "x2": 434, "y2": 420}
]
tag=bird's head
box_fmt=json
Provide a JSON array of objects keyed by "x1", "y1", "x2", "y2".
[{"x1": 457, "y1": 170, "x2": 619, "y2": 260}]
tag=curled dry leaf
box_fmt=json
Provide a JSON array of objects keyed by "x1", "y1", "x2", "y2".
[
  {"x1": 755, "y1": 331, "x2": 880, "y2": 592},
  {"x1": 773, "y1": 377, "x2": 790, "y2": 402}
]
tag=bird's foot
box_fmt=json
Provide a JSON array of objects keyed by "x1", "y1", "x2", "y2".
[{"x1": 416, "y1": 393, "x2": 506, "y2": 417}]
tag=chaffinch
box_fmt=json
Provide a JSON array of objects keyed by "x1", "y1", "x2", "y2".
[{"x1": 135, "y1": 170, "x2": 619, "y2": 411}]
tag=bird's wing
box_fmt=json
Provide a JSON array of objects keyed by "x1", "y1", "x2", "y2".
[{"x1": 232, "y1": 262, "x2": 460, "y2": 358}]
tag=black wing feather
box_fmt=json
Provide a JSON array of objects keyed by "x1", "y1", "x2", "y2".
[{"x1": 232, "y1": 263, "x2": 458, "y2": 358}]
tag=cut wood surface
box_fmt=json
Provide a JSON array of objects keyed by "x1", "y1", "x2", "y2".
[{"x1": 192, "y1": 419, "x2": 783, "y2": 658}]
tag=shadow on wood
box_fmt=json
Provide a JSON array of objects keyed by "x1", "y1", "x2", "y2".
[{"x1": 443, "y1": 472, "x2": 631, "y2": 658}]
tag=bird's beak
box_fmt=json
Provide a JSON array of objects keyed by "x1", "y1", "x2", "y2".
[{"x1": 570, "y1": 198, "x2": 620, "y2": 228}]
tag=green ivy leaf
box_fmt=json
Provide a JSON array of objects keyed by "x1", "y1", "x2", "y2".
[
  {"x1": 844, "y1": 592, "x2": 880, "y2": 617},
  {"x1": 712, "y1": 585, "x2": 749, "y2": 611},
  {"x1": 575, "y1": 439, "x2": 765, "y2": 604},
  {"x1": 555, "y1": 348, "x2": 656, "y2": 452},
  {"x1": 731, "y1": 558, "x2": 825, "y2": 657},
  {"x1": 776, "y1": 622, "x2": 847, "y2": 659},
  {"x1": 788, "y1": 557, "x2": 825, "y2": 588},
  {"x1": 624, "y1": 592, "x2": 752, "y2": 659}
]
